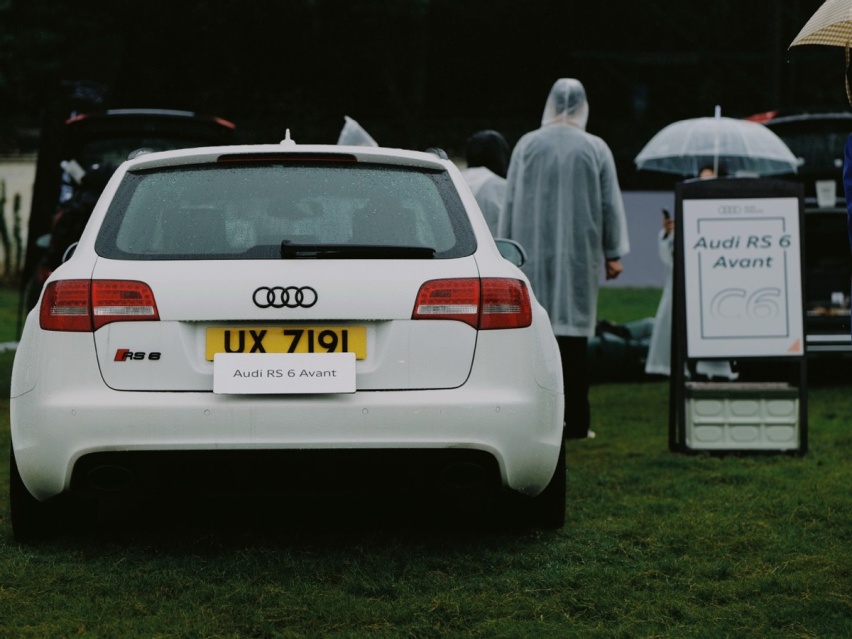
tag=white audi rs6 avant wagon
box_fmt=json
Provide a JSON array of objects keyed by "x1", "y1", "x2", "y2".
[{"x1": 10, "y1": 137, "x2": 565, "y2": 539}]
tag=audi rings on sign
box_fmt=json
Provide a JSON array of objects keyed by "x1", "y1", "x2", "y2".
[{"x1": 253, "y1": 286, "x2": 318, "y2": 309}]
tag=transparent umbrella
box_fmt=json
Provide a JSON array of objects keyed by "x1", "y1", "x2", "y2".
[{"x1": 634, "y1": 106, "x2": 799, "y2": 178}]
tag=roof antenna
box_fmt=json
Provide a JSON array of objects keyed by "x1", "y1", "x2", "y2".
[{"x1": 280, "y1": 129, "x2": 296, "y2": 146}]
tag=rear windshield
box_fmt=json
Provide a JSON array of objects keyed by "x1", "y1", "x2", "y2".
[{"x1": 95, "y1": 162, "x2": 475, "y2": 260}]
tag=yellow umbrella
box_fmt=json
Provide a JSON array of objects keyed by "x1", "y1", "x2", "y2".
[
  {"x1": 790, "y1": 0, "x2": 852, "y2": 104},
  {"x1": 791, "y1": 0, "x2": 852, "y2": 46}
]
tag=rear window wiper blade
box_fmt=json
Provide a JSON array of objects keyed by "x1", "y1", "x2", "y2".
[{"x1": 279, "y1": 242, "x2": 435, "y2": 259}]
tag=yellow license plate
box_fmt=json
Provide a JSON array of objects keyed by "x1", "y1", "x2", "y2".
[{"x1": 206, "y1": 326, "x2": 367, "y2": 361}]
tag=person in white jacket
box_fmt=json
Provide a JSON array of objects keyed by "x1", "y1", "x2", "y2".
[
  {"x1": 644, "y1": 210, "x2": 675, "y2": 376},
  {"x1": 498, "y1": 78, "x2": 630, "y2": 440},
  {"x1": 460, "y1": 130, "x2": 510, "y2": 236},
  {"x1": 645, "y1": 166, "x2": 738, "y2": 380}
]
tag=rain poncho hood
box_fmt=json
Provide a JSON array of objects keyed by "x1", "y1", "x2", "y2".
[
  {"x1": 337, "y1": 115, "x2": 378, "y2": 146},
  {"x1": 541, "y1": 78, "x2": 589, "y2": 130},
  {"x1": 498, "y1": 79, "x2": 629, "y2": 337}
]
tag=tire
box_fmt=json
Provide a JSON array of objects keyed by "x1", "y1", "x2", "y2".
[
  {"x1": 9, "y1": 446, "x2": 58, "y2": 542},
  {"x1": 524, "y1": 440, "x2": 566, "y2": 529}
]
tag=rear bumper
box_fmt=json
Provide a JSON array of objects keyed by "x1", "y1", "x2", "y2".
[
  {"x1": 11, "y1": 334, "x2": 563, "y2": 502},
  {"x1": 13, "y1": 385, "x2": 562, "y2": 502}
]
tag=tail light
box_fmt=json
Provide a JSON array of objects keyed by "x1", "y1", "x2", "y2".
[
  {"x1": 40, "y1": 280, "x2": 159, "y2": 332},
  {"x1": 412, "y1": 278, "x2": 532, "y2": 330}
]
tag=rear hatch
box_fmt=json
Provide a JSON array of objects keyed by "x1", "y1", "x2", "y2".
[
  {"x1": 91, "y1": 257, "x2": 480, "y2": 391},
  {"x1": 85, "y1": 151, "x2": 484, "y2": 391}
]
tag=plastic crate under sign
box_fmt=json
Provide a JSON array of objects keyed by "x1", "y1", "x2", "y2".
[{"x1": 685, "y1": 382, "x2": 800, "y2": 451}]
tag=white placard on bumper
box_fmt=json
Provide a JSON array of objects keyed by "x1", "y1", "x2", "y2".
[{"x1": 213, "y1": 353, "x2": 356, "y2": 394}]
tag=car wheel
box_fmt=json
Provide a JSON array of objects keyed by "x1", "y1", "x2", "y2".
[
  {"x1": 524, "y1": 440, "x2": 566, "y2": 529},
  {"x1": 9, "y1": 446, "x2": 58, "y2": 542}
]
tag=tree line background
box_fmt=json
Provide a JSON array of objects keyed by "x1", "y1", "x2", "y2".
[{"x1": 0, "y1": 0, "x2": 846, "y2": 188}]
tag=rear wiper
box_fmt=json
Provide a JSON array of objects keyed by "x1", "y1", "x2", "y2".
[{"x1": 279, "y1": 242, "x2": 436, "y2": 259}]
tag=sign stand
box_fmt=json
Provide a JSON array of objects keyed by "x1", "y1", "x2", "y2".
[{"x1": 669, "y1": 178, "x2": 808, "y2": 454}]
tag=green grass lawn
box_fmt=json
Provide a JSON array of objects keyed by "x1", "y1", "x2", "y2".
[
  {"x1": 597, "y1": 285, "x2": 661, "y2": 324},
  {"x1": 1, "y1": 287, "x2": 850, "y2": 638},
  {"x1": 0, "y1": 287, "x2": 21, "y2": 343}
]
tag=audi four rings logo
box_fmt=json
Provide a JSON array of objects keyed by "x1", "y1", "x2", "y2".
[{"x1": 253, "y1": 286, "x2": 318, "y2": 309}]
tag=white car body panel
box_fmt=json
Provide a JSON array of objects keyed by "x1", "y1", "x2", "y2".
[{"x1": 11, "y1": 142, "x2": 565, "y2": 514}]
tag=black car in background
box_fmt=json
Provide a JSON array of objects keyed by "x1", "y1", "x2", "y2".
[
  {"x1": 748, "y1": 111, "x2": 852, "y2": 354},
  {"x1": 20, "y1": 81, "x2": 237, "y2": 318}
]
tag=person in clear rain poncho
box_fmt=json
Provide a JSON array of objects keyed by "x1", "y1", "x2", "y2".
[
  {"x1": 460, "y1": 130, "x2": 511, "y2": 235},
  {"x1": 498, "y1": 78, "x2": 630, "y2": 440}
]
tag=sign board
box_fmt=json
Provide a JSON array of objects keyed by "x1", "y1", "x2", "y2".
[
  {"x1": 669, "y1": 177, "x2": 807, "y2": 455},
  {"x1": 682, "y1": 196, "x2": 804, "y2": 358},
  {"x1": 214, "y1": 353, "x2": 356, "y2": 394}
]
